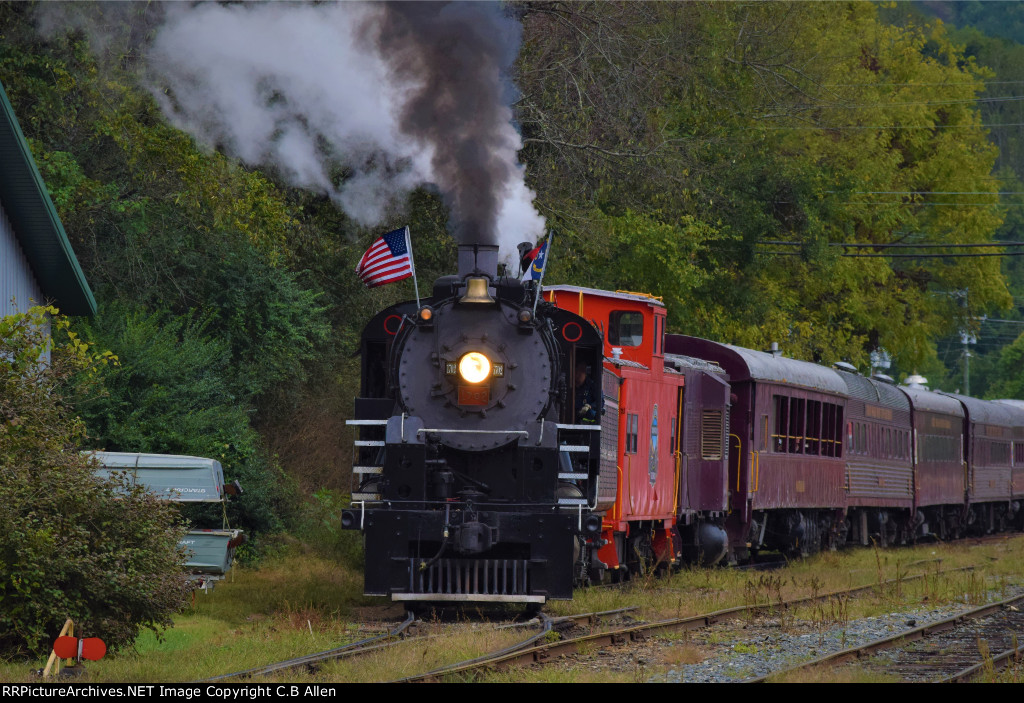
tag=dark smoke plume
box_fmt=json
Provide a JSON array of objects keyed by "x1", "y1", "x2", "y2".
[{"x1": 369, "y1": 2, "x2": 525, "y2": 246}]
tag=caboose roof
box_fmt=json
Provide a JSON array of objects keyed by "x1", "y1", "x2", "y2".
[
  {"x1": 543, "y1": 285, "x2": 666, "y2": 307},
  {"x1": 665, "y1": 335, "x2": 846, "y2": 394}
]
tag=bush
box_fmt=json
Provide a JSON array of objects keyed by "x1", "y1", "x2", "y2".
[
  {"x1": 75, "y1": 305, "x2": 295, "y2": 537},
  {"x1": 0, "y1": 308, "x2": 189, "y2": 657}
]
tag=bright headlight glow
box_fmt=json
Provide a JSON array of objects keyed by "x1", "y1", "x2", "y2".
[{"x1": 459, "y1": 352, "x2": 491, "y2": 384}]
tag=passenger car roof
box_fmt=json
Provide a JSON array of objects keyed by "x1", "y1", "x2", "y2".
[{"x1": 665, "y1": 336, "x2": 846, "y2": 394}]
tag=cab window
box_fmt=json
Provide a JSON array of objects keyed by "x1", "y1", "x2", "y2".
[{"x1": 609, "y1": 311, "x2": 644, "y2": 347}]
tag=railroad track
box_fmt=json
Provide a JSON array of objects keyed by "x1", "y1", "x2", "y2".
[
  {"x1": 198, "y1": 611, "x2": 417, "y2": 682},
  {"x1": 199, "y1": 607, "x2": 635, "y2": 682},
  {"x1": 394, "y1": 566, "x2": 975, "y2": 682},
  {"x1": 744, "y1": 591, "x2": 1024, "y2": 683}
]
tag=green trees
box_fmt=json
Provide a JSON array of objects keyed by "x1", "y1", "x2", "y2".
[
  {"x1": 518, "y1": 2, "x2": 1011, "y2": 372},
  {"x1": 0, "y1": 6, "x2": 328, "y2": 539},
  {"x1": 1, "y1": 2, "x2": 1022, "y2": 592},
  {"x1": 0, "y1": 308, "x2": 188, "y2": 656}
]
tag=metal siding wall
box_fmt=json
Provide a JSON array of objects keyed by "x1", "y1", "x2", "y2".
[{"x1": 0, "y1": 198, "x2": 43, "y2": 317}]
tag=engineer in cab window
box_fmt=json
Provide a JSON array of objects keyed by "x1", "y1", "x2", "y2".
[{"x1": 575, "y1": 364, "x2": 600, "y2": 424}]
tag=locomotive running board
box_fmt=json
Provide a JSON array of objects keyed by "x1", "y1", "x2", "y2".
[{"x1": 391, "y1": 594, "x2": 546, "y2": 604}]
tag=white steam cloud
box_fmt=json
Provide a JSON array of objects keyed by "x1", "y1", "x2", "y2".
[{"x1": 140, "y1": 2, "x2": 544, "y2": 262}]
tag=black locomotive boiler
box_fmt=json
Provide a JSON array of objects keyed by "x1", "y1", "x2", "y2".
[{"x1": 341, "y1": 244, "x2": 605, "y2": 605}]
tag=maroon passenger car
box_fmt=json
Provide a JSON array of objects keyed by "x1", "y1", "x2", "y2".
[
  {"x1": 943, "y1": 394, "x2": 1024, "y2": 531},
  {"x1": 901, "y1": 386, "x2": 965, "y2": 540},
  {"x1": 995, "y1": 400, "x2": 1024, "y2": 500},
  {"x1": 834, "y1": 368, "x2": 914, "y2": 545},
  {"x1": 665, "y1": 336, "x2": 847, "y2": 559}
]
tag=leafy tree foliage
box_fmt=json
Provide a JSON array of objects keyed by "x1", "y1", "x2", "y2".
[
  {"x1": 75, "y1": 305, "x2": 288, "y2": 536},
  {"x1": 985, "y1": 332, "x2": 1024, "y2": 400},
  {"x1": 0, "y1": 6, "x2": 326, "y2": 535},
  {"x1": 2, "y1": 1, "x2": 1023, "y2": 548},
  {"x1": 0, "y1": 308, "x2": 189, "y2": 656},
  {"x1": 518, "y1": 2, "x2": 1011, "y2": 371}
]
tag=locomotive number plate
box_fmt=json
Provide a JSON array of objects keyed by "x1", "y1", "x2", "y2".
[{"x1": 459, "y1": 386, "x2": 490, "y2": 405}]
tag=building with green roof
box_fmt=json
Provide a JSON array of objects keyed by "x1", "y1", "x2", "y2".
[{"x1": 0, "y1": 78, "x2": 95, "y2": 318}]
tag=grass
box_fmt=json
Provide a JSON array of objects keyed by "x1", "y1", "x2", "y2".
[
  {"x1": 551, "y1": 535, "x2": 1024, "y2": 626},
  {"x1": 0, "y1": 551, "x2": 374, "y2": 683},
  {"x1": 2, "y1": 534, "x2": 1024, "y2": 683},
  {"x1": 766, "y1": 663, "x2": 903, "y2": 683}
]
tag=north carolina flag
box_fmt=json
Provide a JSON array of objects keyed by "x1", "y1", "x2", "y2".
[
  {"x1": 355, "y1": 228, "x2": 414, "y2": 288},
  {"x1": 521, "y1": 240, "x2": 548, "y2": 282}
]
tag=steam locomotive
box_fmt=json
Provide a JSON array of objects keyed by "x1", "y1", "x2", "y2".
[
  {"x1": 341, "y1": 244, "x2": 605, "y2": 605},
  {"x1": 342, "y1": 242, "x2": 1024, "y2": 605}
]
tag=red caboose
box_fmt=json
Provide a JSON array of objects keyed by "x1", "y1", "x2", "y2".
[{"x1": 545, "y1": 287, "x2": 731, "y2": 573}]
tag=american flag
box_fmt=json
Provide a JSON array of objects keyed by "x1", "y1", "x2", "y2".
[{"x1": 355, "y1": 227, "x2": 414, "y2": 288}]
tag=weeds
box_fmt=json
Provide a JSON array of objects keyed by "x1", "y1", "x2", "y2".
[{"x1": 2, "y1": 534, "x2": 1022, "y2": 683}]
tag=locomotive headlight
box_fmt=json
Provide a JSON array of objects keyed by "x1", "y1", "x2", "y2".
[{"x1": 459, "y1": 352, "x2": 491, "y2": 384}]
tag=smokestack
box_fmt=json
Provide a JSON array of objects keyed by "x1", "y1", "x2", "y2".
[{"x1": 457, "y1": 244, "x2": 499, "y2": 280}]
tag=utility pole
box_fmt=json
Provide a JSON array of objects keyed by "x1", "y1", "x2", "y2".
[{"x1": 960, "y1": 330, "x2": 976, "y2": 396}]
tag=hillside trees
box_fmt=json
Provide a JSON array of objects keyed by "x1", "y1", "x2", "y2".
[
  {"x1": 517, "y1": 2, "x2": 1010, "y2": 371},
  {"x1": 0, "y1": 6, "x2": 329, "y2": 533},
  {"x1": 0, "y1": 1, "x2": 1019, "y2": 539},
  {"x1": 0, "y1": 308, "x2": 189, "y2": 656}
]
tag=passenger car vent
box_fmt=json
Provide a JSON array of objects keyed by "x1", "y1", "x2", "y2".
[
  {"x1": 702, "y1": 410, "x2": 724, "y2": 460},
  {"x1": 836, "y1": 370, "x2": 879, "y2": 403}
]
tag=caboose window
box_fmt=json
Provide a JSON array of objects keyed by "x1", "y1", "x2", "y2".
[
  {"x1": 833, "y1": 405, "x2": 844, "y2": 458},
  {"x1": 625, "y1": 413, "x2": 639, "y2": 454},
  {"x1": 609, "y1": 311, "x2": 644, "y2": 347}
]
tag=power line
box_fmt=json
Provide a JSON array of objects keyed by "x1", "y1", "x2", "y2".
[
  {"x1": 812, "y1": 95, "x2": 1024, "y2": 108},
  {"x1": 771, "y1": 200, "x2": 1013, "y2": 207},
  {"x1": 836, "y1": 191, "x2": 1024, "y2": 196},
  {"x1": 764, "y1": 122, "x2": 1024, "y2": 130},
  {"x1": 759, "y1": 251, "x2": 1024, "y2": 258},
  {"x1": 838, "y1": 201, "x2": 1017, "y2": 206},
  {"x1": 824, "y1": 81, "x2": 1024, "y2": 87},
  {"x1": 758, "y1": 241, "x2": 1024, "y2": 249},
  {"x1": 980, "y1": 318, "x2": 1024, "y2": 326}
]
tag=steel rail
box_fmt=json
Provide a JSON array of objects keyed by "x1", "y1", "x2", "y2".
[
  {"x1": 744, "y1": 591, "x2": 1024, "y2": 683},
  {"x1": 198, "y1": 610, "x2": 417, "y2": 682},
  {"x1": 940, "y1": 641, "x2": 1024, "y2": 683},
  {"x1": 396, "y1": 567, "x2": 974, "y2": 682},
  {"x1": 390, "y1": 614, "x2": 554, "y2": 683},
  {"x1": 200, "y1": 607, "x2": 633, "y2": 683},
  {"x1": 390, "y1": 608, "x2": 637, "y2": 683}
]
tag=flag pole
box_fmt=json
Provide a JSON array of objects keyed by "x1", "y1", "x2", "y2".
[
  {"x1": 532, "y1": 230, "x2": 553, "y2": 317},
  {"x1": 405, "y1": 225, "x2": 421, "y2": 309}
]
